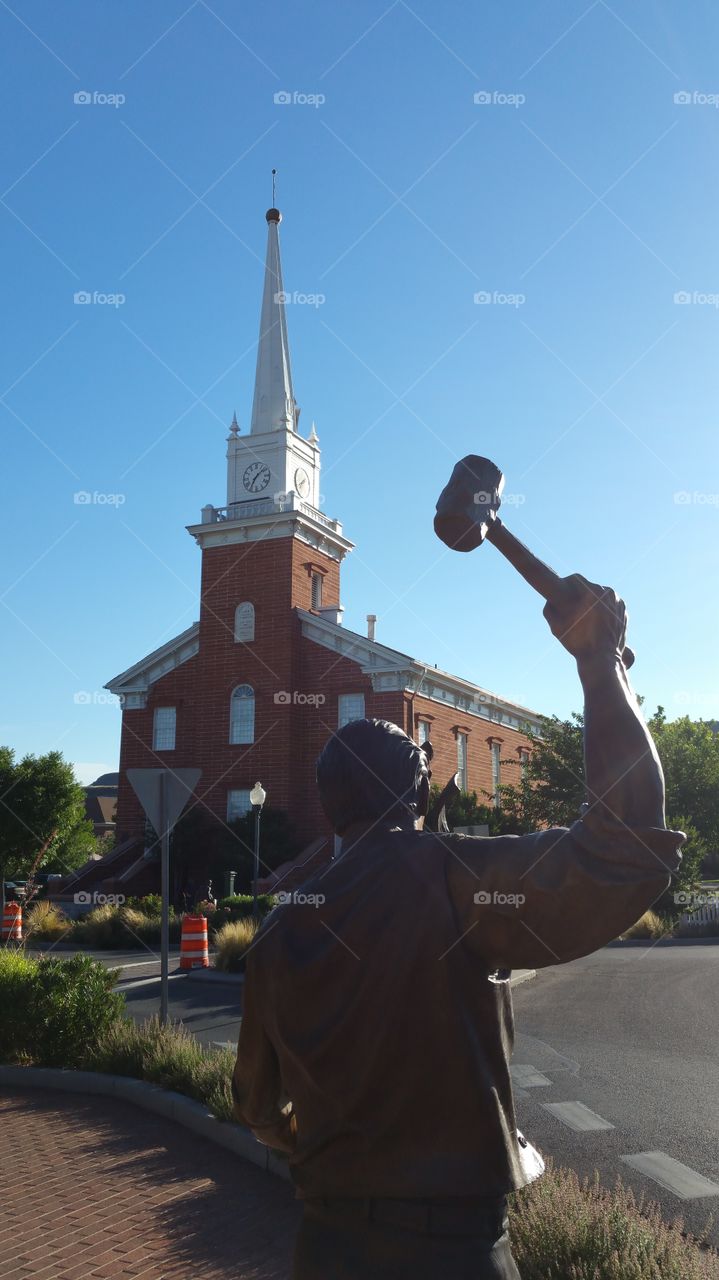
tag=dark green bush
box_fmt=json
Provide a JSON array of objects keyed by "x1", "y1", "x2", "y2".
[
  {"x1": 0, "y1": 951, "x2": 125, "y2": 1068},
  {"x1": 213, "y1": 893, "x2": 274, "y2": 915},
  {"x1": 124, "y1": 893, "x2": 163, "y2": 917}
]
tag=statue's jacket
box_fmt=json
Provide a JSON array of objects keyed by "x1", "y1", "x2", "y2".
[{"x1": 232, "y1": 816, "x2": 683, "y2": 1199}]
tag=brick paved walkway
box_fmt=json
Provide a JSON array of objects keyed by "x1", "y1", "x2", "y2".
[{"x1": 0, "y1": 1088, "x2": 301, "y2": 1279}]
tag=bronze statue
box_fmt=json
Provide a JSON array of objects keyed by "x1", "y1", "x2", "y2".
[
  {"x1": 434, "y1": 454, "x2": 636, "y2": 667},
  {"x1": 232, "y1": 458, "x2": 684, "y2": 1280}
]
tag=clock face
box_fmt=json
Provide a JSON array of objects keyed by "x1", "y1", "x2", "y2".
[
  {"x1": 294, "y1": 467, "x2": 310, "y2": 498},
  {"x1": 243, "y1": 462, "x2": 271, "y2": 493}
]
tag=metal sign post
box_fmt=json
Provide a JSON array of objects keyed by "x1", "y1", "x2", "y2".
[{"x1": 127, "y1": 768, "x2": 201, "y2": 1024}]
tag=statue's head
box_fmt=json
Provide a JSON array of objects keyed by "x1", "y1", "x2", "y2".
[{"x1": 316, "y1": 718, "x2": 430, "y2": 836}]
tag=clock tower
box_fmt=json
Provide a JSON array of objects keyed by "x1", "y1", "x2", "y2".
[
  {"x1": 187, "y1": 201, "x2": 353, "y2": 615},
  {"x1": 225, "y1": 206, "x2": 322, "y2": 513}
]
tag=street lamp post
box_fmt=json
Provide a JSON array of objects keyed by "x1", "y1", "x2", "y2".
[{"x1": 250, "y1": 782, "x2": 266, "y2": 922}]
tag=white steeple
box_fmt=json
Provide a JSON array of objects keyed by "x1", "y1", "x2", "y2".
[
  {"x1": 198, "y1": 196, "x2": 356, "y2": 569},
  {"x1": 249, "y1": 207, "x2": 299, "y2": 435}
]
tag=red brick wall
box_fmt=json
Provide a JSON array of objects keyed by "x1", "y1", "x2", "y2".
[
  {"x1": 114, "y1": 531, "x2": 536, "y2": 852},
  {"x1": 407, "y1": 694, "x2": 534, "y2": 808},
  {"x1": 116, "y1": 534, "x2": 344, "y2": 847},
  {"x1": 115, "y1": 656, "x2": 200, "y2": 843}
]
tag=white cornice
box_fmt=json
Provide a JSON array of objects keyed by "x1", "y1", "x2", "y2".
[
  {"x1": 187, "y1": 498, "x2": 354, "y2": 562},
  {"x1": 297, "y1": 610, "x2": 543, "y2": 734},
  {"x1": 105, "y1": 623, "x2": 200, "y2": 709}
]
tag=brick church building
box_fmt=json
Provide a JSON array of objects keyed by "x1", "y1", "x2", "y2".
[{"x1": 99, "y1": 202, "x2": 542, "y2": 891}]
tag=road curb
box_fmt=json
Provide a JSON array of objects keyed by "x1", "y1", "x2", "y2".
[
  {"x1": 184, "y1": 967, "x2": 245, "y2": 985},
  {"x1": 509, "y1": 969, "x2": 536, "y2": 988},
  {"x1": 607, "y1": 937, "x2": 719, "y2": 947},
  {"x1": 0, "y1": 1066, "x2": 290, "y2": 1182}
]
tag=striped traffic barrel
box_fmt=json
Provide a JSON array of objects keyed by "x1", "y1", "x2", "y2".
[
  {"x1": 1, "y1": 901, "x2": 23, "y2": 942},
  {"x1": 180, "y1": 913, "x2": 209, "y2": 969}
]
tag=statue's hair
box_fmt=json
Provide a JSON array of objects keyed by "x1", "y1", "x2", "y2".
[{"x1": 316, "y1": 718, "x2": 429, "y2": 835}]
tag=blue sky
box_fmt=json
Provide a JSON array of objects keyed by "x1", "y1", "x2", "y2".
[{"x1": 1, "y1": 1, "x2": 717, "y2": 784}]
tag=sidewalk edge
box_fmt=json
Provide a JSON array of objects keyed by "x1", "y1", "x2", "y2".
[{"x1": 0, "y1": 1066, "x2": 290, "y2": 1182}]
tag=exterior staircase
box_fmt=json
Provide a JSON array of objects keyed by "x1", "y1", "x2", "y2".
[
  {"x1": 50, "y1": 836, "x2": 156, "y2": 910},
  {"x1": 257, "y1": 837, "x2": 333, "y2": 895}
]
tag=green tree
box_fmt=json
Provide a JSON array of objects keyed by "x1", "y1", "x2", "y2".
[
  {"x1": 0, "y1": 748, "x2": 97, "y2": 907},
  {"x1": 500, "y1": 708, "x2": 717, "y2": 904},
  {"x1": 498, "y1": 713, "x2": 586, "y2": 833},
  {"x1": 646, "y1": 709, "x2": 719, "y2": 849},
  {"x1": 428, "y1": 785, "x2": 516, "y2": 836}
]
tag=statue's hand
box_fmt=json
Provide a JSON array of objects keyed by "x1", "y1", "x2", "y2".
[{"x1": 542, "y1": 575, "x2": 628, "y2": 664}]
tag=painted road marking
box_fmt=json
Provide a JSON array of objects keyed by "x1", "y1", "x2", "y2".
[
  {"x1": 112, "y1": 973, "x2": 186, "y2": 992},
  {"x1": 542, "y1": 1101, "x2": 614, "y2": 1132},
  {"x1": 621, "y1": 1152, "x2": 719, "y2": 1200},
  {"x1": 212, "y1": 1040, "x2": 235, "y2": 1052},
  {"x1": 510, "y1": 1064, "x2": 551, "y2": 1088}
]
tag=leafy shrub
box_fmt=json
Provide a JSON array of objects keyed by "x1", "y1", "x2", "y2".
[
  {"x1": 124, "y1": 893, "x2": 163, "y2": 917},
  {"x1": 214, "y1": 893, "x2": 274, "y2": 915},
  {"x1": 88, "y1": 1015, "x2": 235, "y2": 1121},
  {"x1": 509, "y1": 1160, "x2": 719, "y2": 1279},
  {"x1": 23, "y1": 899, "x2": 72, "y2": 942},
  {"x1": 0, "y1": 950, "x2": 36, "y2": 1062},
  {"x1": 213, "y1": 917, "x2": 260, "y2": 972},
  {"x1": 0, "y1": 951, "x2": 124, "y2": 1068}
]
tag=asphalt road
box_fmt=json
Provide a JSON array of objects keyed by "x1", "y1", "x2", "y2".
[
  {"x1": 93, "y1": 941, "x2": 719, "y2": 1244},
  {"x1": 511, "y1": 942, "x2": 719, "y2": 1246}
]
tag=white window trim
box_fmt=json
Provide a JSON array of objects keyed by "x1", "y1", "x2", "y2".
[
  {"x1": 456, "y1": 731, "x2": 468, "y2": 792},
  {"x1": 234, "y1": 602, "x2": 255, "y2": 643},
  {"x1": 152, "y1": 706, "x2": 176, "y2": 751},
  {"x1": 338, "y1": 692, "x2": 365, "y2": 729},
  {"x1": 227, "y1": 789, "x2": 252, "y2": 822},
  {"x1": 230, "y1": 684, "x2": 255, "y2": 745}
]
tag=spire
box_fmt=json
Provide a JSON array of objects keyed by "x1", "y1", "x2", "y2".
[
  {"x1": 249, "y1": 202, "x2": 299, "y2": 434},
  {"x1": 227, "y1": 410, "x2": 240, "y2": 439}
]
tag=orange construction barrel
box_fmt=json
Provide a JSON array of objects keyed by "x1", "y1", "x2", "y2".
[
  {"x1": 2, "y1": 901, "x2": 23, "y2": 942},
  {"x1": 180, "y1": 913, "x2": 209, "y2": 969}
]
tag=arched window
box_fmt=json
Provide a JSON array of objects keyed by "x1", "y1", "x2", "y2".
[
  {"x1": 234, "y1": 602, "x2": 255, "y2": 642},
  {"x1": 230, "y1": 684, "x2": 255, "y2": 744}
]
